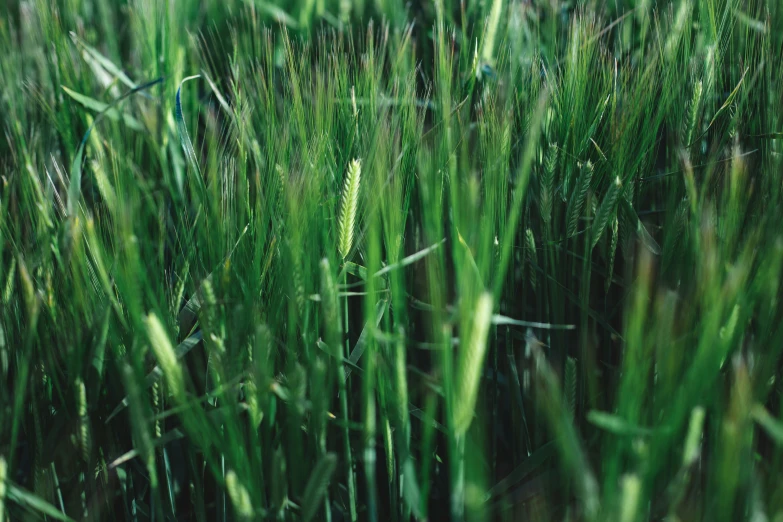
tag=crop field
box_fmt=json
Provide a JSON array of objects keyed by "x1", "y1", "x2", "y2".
[{"x1": 1, "y1": 0, "x2": 783, "y2": 520}]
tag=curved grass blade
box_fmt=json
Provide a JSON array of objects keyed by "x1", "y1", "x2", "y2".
[
  {"x1": 485, "y1": 441, "x2": 556, "y2": 501},
  {"x1": 342, "y1": 299, "x2": 388, "y2": 382},
  {"x1": 590, "y1": 175, "x2": 622, "y2": 249},
  {"x1": 70, "y1": 31, "x2": 137, "y2": 90},
  {"x1": 67, "y1": 76, "x2": 163, "y2": 216},
  {"x1": 62, "y1": 86, "x2": 144, "y2": 130},
  {"x1": 619, "y1": 199, "x2": 661, "y2": 255},
  {"x1": 316, "y1": 339, "x2": 363, "y2": 374},
  {"x1": 7, "y1": 482, "x2": 76, "y2": 522},
  {"x1": 532, "y1": 344, "x2": 600, "y2": 518},
  {"x1": 108, "y1": 429, "x2": 186, "y2": 469},
  {"x1": 688, "y1": 67, "x2": 748, "y2": 147},
  {"x1": 372, "y1": 238, "x2": 445, "y2": 278},
  {"x1": 752, "y1": 404, "x2": 783, "y2": 444},
  {"x1": 587, "y1": 410, "x2": 662, "y2": 436},
  {"x1": 175, "y1": 75, "x2": 206, "y2": 198},
  {"x1": 491, "y1": 314, "x2": 575, "y2": 330}
]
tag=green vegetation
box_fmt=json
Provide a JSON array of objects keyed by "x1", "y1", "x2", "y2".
[{"x1": 1, "y1": 0, "x2": 783, "y2": 520}]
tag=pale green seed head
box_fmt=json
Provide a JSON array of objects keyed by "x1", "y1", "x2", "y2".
[
  {"x1": 338, "y1": 159, "x2": 362, "y2": 260},
  {"x1": 226, "y1": 470, "x2": 254, "y2": 520},
  {"x1": 145, "y1": 313, "x2": 186, "y2": 404}
]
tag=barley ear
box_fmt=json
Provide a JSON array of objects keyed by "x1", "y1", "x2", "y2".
[
  {"x1": 564, "y1": 357, "x2": 577, "y2": 419},
  {"x1": 566, "y1": 160, "x2": 593, "y2": 237},
  {"x1": 76, "y1": 377, "x2": 90, "y2": 461},
  {"x1": 591, "y1": 176, "x2": 623, "y2": 249},
  {"x1": 540, "y1": 142, "x2": 558, "y2": 224},
  {"x1": 338, "y1": 159, "x2": 362, "y2": 260},
  {"x1": 144, "y1": 313, "x2": 186, "y2": 404},
  {"x1": 605, "y1": 217, "x2": 619, "y2": 294},
  {"x1": 454, "y1": 293, "x2": 494, "y2": 435},
  {"x1": 226, "y1": 470, "x2": 254, "y2": 521},
  {"x1": 525, "y1": 228, "x2": 537, "y2": 290},
  {"x1": 683, "y1": 80, "x2": 703, "y2": 149}
]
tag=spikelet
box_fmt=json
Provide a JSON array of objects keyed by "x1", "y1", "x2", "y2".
[
  {"x1": 605, "y1": 217, "x2": 619, "y2": 294},
  {"x1": 76, "y1": 377, "x2": 90, "y2": 461},
  {"x1": 226, "y1": 470, "x2": 254, "y2": 521},
  {"x1": 170, "y1": 262, "x2": 189, "y2": 323},
  {"x1": 144, "y1": 313, "x2": 186, "y2": 404},
  {"x1": 275, "y1": 163, "x2": 286, "y2": 218},
  {"x1": 152, "y1": 381, "x2": 162, "y2": 438},
  {"x1": 566, "y1": 161, "x2": 593, "y2": 237},
  {"x1": 338, "y1": 159, "x2": 362, "y2": 260},
  {"x1": 591, "y1": 176, "x2": 623, "y2": 249},
  {"x1": 454, "y1": 293, "x2": 494, "y2": 435},
  {"x1": 564, "y1": 357, "x2": 577, "y2": 419},
  {"x1": 683, "y1": 80, "x2": 703, "y2": 150},
  {"x1": 293, "y1": 257, "x2": 306, "y2": 315},
  {"x1": 525, "y1": 228, "x2": 537, "y2": 290},
  {"x1": 200, "y1": 278, "x2": 224, "y2": 354},
  {"x1": 245, "y1": 379, "x2": 263, "y2": 429},
  {"x1": 540, "y1": 143, "x2": 558, "y2": 224}
]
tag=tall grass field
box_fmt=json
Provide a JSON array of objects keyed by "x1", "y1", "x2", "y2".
[{"x1": 1, "y1": 0, "x2": 783, "y2": 520}]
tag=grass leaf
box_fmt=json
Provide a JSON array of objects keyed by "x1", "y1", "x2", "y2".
[
  {"x1": 7, "y1": 483, "x2": 77, "y2": 522},
  {"x1": 66, "y1": 76, "x2": 163, "y2": 216},
  {"x1": 62, "y1": 86, "x2": 144, "y2": 130},
  {"x1": 300, "y1": 453, "x2": 337, "y2": 522}
]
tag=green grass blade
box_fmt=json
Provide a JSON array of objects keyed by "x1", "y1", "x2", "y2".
[
  {"x1": 62, "y1": 86, "x2": 145, "y2": 130},
  {"x1": 300, "y1": 453, "x2": 337, "y2": 522},
  {"x1": 66, "y1": 76, "x2": 163, "y2": 215},
  {"x1": 7, "y1": 483, "x2": 77, "y2": 522}
]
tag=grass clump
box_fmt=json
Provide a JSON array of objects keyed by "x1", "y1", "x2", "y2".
[{"x1": 1, "y1": 0, "x2": 783, "y2": 521}]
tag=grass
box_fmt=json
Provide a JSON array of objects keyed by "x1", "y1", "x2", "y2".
[{"x1": 1, "y1": 0, "x2": 783, "y2": 520}]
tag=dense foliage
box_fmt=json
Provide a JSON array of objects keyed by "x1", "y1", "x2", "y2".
[{"x1": 1, "y1": 0, "x2": 783, "y2": 520}]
